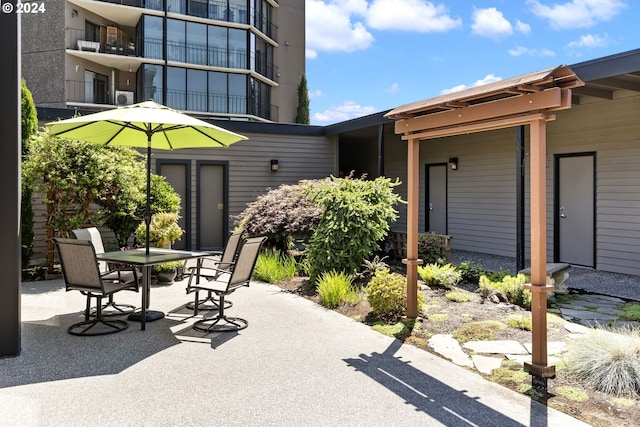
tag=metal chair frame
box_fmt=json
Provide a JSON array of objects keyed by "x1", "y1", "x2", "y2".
[{"x1": 190, "y1": 236, "x2": 266, "y2": 333}]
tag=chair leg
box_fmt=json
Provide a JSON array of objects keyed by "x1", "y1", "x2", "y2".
[
  {"x1": 187, "y1": 290, "x2": 232, "y2": 314},
  {"x1": 193, "y1": 294, "x2": 247, "y2": 333},
  {"x1": 68, "y1": 295, "x2": 128, "y2": 336},
  {"x1": 91, "y1": 294, "x2": 136, "y2": 317}
]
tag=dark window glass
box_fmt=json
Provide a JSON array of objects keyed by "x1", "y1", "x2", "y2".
[
  {"x1": 167, "y1": 67, "x2": 187, "y2": 110},
  {"x1": 187, "y1": 69, "x2": 207, "y2": 111},
  {"x1": 167, "y1": 0, "x2": 186, "y2": 13},
  {"x1": 167, "y1": 19, "x2": 186, "y2": 62},
  {"x1": 208, "y1": 71, "x2": 227, "y2": 113},
  {"x1": 186, "y1": 22, "x2": 207, "y2": 65},
  {"x1": 228, "y1": 28, "x2": 246, "y2": 69},
  {"x1": 228, "y1": 73, "x2": 246, "y2": 114},
  {"x1": 188, "y1": 0, "x2": 208, "y2": 17},
  {"x1": 143, "y1": 15, "x2": 163, "y2": 60},
  {"x1": 142, "y1": 64, "x2": 163, "y2": 103},
  {"x1": 208, "y1": 25, "x2": 227, "y2": 67}
]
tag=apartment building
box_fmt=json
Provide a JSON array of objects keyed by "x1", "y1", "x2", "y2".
[{"x1": 22, "y1": 0, "x2": 304, "y2": 123}]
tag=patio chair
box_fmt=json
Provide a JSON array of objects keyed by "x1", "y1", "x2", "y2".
[
  {"x1": 72, "y1": 227, "x2": 139, "y2": 316},
  {"x1": 184, "y1": 229, "x2": 245, "y2": 315},
  {"x1": 53, "y1": 237, "x2": 131, "y2": 336},
  {"x1": 190, "y1": 236, "x2": 266, "y2": 333}
]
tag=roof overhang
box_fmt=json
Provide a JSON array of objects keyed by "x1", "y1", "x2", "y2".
[{"x1": 385, "y1": 65, "x2": 584, "y2": 141}]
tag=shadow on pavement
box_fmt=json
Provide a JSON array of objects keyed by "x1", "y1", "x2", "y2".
[{"x1": 344, "y1": 339, "x2": 531, "y2": 427}]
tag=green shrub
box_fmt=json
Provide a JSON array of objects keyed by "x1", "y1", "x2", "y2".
[
  {"x1": 445, "y1": 290, "x2": 472, "y2": 302},
  {"x1": 253, "y1": 251, "x2": 297, "y2": 283},
  {"x1": 417, "y1": 232, "x2": 448, "y2": 264},
  {"x1": 235, "y1": 182, "x2": 323, "y2": 252},
  {"x1": 457, "y1": 261, "x2": 485, "y2": 284},
  {"x1": 354, "y1": 255, "x2": 389, "y2": 286},
  {"x1": 479, "y1": 273, "x2": 531, "y2": 309},
  {"x1": 304, "y1": 176, "x2": 403, "y2": 282},
  {"x1": 504, "y1": 314, "x2": 532, "y2": 331},
  {"x1": 565, "y1": 326, "x2": 640, "y2": 397},
  {"x1": 484, "y1": 267, "x2": 512, "y2": 283},
  {"x1": 418, "y1": 263, "x2": 462, "y2": 288},
  {"x1": 367, "y1": 269, "x2": 423, "y2": 319},
  {"x1": 317, "y1": 270, "x2": 357, "y2": 308}
]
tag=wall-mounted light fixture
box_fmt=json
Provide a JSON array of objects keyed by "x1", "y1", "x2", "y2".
[
  {"x1": 449, "y1": 157, "x2": 459, "y2": 171},
  {"x1": 71, "y1": 9, "x2": 78, "y2": 17},
  {"x1": 270, "y1": 159, "x2": 279, "y2": 172}
]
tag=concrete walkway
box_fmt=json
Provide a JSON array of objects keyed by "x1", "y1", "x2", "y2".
[{"x1": 1, "y1": 277, "x2": 590, "y2": 427}]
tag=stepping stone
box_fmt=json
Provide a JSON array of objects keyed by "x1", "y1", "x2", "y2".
[
  {"x1": 428, "y1": 334, "x2": 473, "y2": 367},
  {"x1": 559, "y1": 308, "x2": 618, "y2": 321},
  {"x1": 523, "y1": 341, "x2": 567, "y2": 355},
  {"x1": 611, "y1": 320, "x2": 640, "y2": 329},
  {"x1": 577, "y1": 294, "x2": 626, "y2": 304},
  {"x1": 471, "y1": 355, "x2": 504, "y2": 374},
  {"x1": 506, "y1": 354, "x2": 562, "y2": 366},
  {"x1": 595, "y1": 306, "x2": 625, "y2": 316},
  {"x1": 463, "y1": 340, "x2": 528, "y2": 355}
]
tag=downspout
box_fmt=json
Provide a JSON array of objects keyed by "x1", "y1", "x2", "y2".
[{"x1": 516, "y1": 125, "x2": 525, "y2": 271}]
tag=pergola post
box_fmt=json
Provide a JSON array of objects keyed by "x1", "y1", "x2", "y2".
[
  {"x1": 403, "y1": 137, "x2": 422, "y2": 319},
  {"x1": 524, "y1": 118, "x2": 555, "y2": 385}
]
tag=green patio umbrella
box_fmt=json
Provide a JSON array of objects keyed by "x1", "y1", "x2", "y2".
[{"x1": 47, "y1": 100, "x2": 248, "y2": 254}]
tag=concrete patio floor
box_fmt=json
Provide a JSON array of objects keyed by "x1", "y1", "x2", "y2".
[{"x1": 1, "y1": 274, "x2": 592, "y2": 427}]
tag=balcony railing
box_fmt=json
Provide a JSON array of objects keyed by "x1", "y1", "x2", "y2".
[
  {"x1": 66, "y1": 80, "x2": 135, "y2": 106},
  {"x1": 67, "y1": 28, "x2": 139, "y2": 57}
]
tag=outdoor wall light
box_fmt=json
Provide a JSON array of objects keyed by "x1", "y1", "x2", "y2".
[
  {"x1": 449, "y1": 157, "x2": 459, "y2": 170},
  {"x1": 270, "y1": 159, "x2": 279, "y2": 172}
]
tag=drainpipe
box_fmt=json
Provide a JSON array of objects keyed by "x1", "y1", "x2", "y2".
[{"x1": 516, "y1": 125, "x2": 525, "y2": 271}]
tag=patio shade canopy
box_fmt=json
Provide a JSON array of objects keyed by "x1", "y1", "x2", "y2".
[{"x1": 384, "y1": 65, "x2": 583, "y2": 380}]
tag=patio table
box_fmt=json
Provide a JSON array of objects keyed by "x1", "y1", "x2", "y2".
[{"x1": 97, "y1": 247, "x2": 211, "y2": 330}]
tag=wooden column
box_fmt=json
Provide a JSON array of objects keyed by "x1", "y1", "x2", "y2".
[
  {"x1": 525, "y1": 118, "x2": 555, "y2": 380},
  {"x1": 403, "y1": 137, "x2": 422, "y2": 318}
]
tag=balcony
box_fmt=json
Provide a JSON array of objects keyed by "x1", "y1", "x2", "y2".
[
  {"x1": 66, "y1": 80, "x2": 135, "y2": 107},
  {"x1": 68, "y1": 27, "x2": 139, "y2": 56}
]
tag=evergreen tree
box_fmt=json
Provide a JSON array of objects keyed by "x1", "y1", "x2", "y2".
[
  {"x1": 295, "y1": 72, "x2": 310, "y2": 124},
  {"x1": 21, "y1": 79, "x2": 38, "y2": 268}
]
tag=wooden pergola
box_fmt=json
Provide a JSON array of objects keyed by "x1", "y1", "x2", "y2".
[{"x1": 385, "y1": 65, "x2": 584, "y2": 383}]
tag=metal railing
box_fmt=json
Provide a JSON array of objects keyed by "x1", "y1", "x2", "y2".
[{"x1": 66, "y1": 80, "x2": 135, "y2": 105}]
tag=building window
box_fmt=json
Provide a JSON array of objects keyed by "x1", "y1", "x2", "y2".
[
  {"x1": 187, "y1": 22, "x2": 207, "y2": 65},
  {"x1": 143, "y1": 15, "x2": 163, "y2": 60},
  {"x1": 228, "y1": 28, "x2": 246, "y2": 69},
  {"x1": 208, "y1": 25, "x2": 227, "y2": 67},
  {"x1": 187, "y1": 69, "x2": 207, "y2": 112},
  {"x1": 167, "y1": 67, "x2": 187, "y2": 110},
  {"x1": 142, "y1": 64, "x2": 163, "y2": 103},
  {"x1": 167, "y1": 19, "x2": 186, "y2": 62},
  {"x1": 229, "y1": 73, "x2": 246, "y2": 114},
  {"x1": 208, "y1": 71, "x2": 228, "y2": 113}
]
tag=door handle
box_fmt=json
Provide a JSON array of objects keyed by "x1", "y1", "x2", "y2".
[
  {"x1": 429, "y1": 202, "x2": 433, "y2": 211},
  {"x1": 560, "y1": 206, "x2": 566, "y2": 218},
  {"x1": 560, "y1": 213, "x2": 567, "y2": 218}
]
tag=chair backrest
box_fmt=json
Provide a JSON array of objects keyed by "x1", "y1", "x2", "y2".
[
  {"x1": 53, "y1": 237, "x2": 105, "y2": 293},
  {"x1": 227, "y1": 236, "x2": 267, "y2": 290},
  {"x1": 72, "y1": 227, "x2": 108, "y2": 272},
  {"x1": 220, "y1": 229, "x2": 245, "y2": 265}
]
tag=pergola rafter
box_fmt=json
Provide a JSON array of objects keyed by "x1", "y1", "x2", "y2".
[{"x1": 385, "y1": 65, "x2": 584, "y2": 386}]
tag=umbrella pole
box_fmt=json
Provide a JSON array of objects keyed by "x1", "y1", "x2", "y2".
[{"x1": 145, "y1": 136, "x2": 151, "y2": 255}]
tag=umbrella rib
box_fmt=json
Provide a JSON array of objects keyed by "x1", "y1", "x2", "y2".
[{"x1": 192, "y1": 126, "x2": 226, "y2": 146}]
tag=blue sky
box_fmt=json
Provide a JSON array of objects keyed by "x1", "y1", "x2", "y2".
[{"x1": 305, "y1": 0, "x2": 638, "y2": 125}]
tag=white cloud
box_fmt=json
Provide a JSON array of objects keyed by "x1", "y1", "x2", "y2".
[
  {"x1": 306, "y1": 0, "x2": 374, "y2": 57},
  {"x1": 440, "y1": 74, "x2": 502, "y2": 95},
  {"x1": 367, "y1": 0, "x2": 462, "y2": 32},
  {"x1": 527, "y1": 0, "x2": 626, "y2": 29},
  {"x1": 386, "y1": 82, "x2": 399, "y2": 94},
  {"x1": 309, "y1": 89, "x2": 325, "y2": 99},
  {"x1": 312, "y1": 101, "x2": 377, "y2": 123},
  {"x1": 508, "y1": 46, "x2": 556, "y2": 56},
  {"x1": 567, "y1": 33, "x2": 610, "y2": 48},
  {"x1": 305, "y1": 0, "x2": 461, "y2": 57},
  {"x1": 471, "y1": 7, "x2": 513, "y2": 40},
  {"x1": 515, "y1": 20, "x2": 532, "y2": 35}
]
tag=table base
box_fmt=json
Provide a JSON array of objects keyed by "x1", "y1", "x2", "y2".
[{"x1": 128, "y1": 310, "x2": 165, "y2": 322}]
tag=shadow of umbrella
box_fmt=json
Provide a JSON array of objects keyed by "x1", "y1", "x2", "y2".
[{"x1": 0, "y1": 314, "x2": 183, "y2": 388}]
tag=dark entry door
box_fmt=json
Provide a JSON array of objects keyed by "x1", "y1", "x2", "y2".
[
  {"x1": 197, "y1": 162, "x2": 226, "y2": 250},
  {"x1": 556, "y1": 153, "x2": 595, "y2": 267},
  {"x1": 426, "y1": 164, "x2": 447, "y2": 234},
  {"x1": 158, "y1": 161, "x2": 189, "y2": 250}
]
